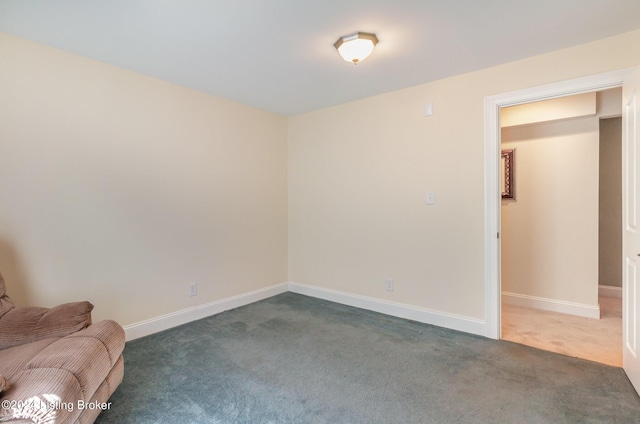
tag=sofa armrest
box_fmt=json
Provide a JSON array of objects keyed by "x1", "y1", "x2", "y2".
[
  {"x1": 0, "y1": 301, "x2": 93, "y2": 350},
  {"x1": 0, "y1": 320, "x2": 125, "y2": 424}
]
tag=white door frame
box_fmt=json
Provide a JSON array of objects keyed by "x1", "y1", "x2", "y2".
[{"x1": 484, "y1": 68, "x2": 633, "y2": 339}]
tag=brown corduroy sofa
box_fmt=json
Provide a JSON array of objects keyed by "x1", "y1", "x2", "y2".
[{"x1": 0, "y1": 272, "x2": 124, "y2": 424}]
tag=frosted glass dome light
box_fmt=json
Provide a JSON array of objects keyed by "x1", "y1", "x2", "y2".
[{"x1": 334, "y1": 32, "x2": 378, "y2": 64}]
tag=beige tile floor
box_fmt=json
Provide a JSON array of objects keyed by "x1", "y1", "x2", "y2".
[{"x1": 501, "y1": 296, "x2": 622, "y2": 367}]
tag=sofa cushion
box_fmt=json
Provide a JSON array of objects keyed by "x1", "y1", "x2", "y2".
[
  {"x1": 0, "y1": 338, "x2": 58, "y2": 378},
  {"x1": 0, "y1": 302, "x2": 93, "y2": 350}
]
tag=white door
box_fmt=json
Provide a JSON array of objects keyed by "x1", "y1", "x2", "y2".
[{"x1": 623, "y1": 65, "x2": 640, "y2": 393}]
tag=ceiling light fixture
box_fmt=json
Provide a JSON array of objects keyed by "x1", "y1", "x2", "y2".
[{"x1": 334, "y1": 32, "x2": 378, "y2": 65}]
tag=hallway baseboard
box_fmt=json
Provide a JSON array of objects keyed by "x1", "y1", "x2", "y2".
[
  {"x1": 502, "y1": 291, "x2": 600, "y2": 319},
  {"x1": 599, "y1": 285, "x2": 622, "y2": 298}
]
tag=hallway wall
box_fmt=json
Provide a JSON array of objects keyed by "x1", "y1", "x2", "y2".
[
  {"x1": 501, "y1": 89, "x2": 623, "y2": 313},
  {"x1": 599, "y1": 117, "x2": 622, "y2": 287},
  {"x1": 501, "y1": 114, "x2": 600, "y2": 308}
]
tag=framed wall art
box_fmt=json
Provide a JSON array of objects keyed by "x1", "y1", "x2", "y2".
[{"x1": 501, "y1": 149, "x2": 514, "y2": 199}]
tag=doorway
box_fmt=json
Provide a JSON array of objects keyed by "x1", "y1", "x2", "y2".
[
  {"x1": 497, "y1": 96, "x2": 622, "y2": 366},
  {"x1": 483, "y1": 69, "x2": 631, "y2": 340},
  {"x1": 484, "y1": 67, "x2": 640, "y2": 396}
]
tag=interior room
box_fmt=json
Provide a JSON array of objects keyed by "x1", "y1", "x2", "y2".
[{"x1": 1, "y1": 1, "x2": 640, "y2": 423}]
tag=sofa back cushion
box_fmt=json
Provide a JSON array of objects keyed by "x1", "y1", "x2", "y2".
[{"x1": 0, "y1": 301, "x2": 94, "y2": 350}]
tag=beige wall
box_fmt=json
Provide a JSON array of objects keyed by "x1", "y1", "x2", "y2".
[
  {"x1": 500, "y1": 113, "x2": 599, "y2": 306},
  {"x1": 0, "y1": 33, "x2": 288, "y2": 325},
  {"x1": 1, "y1": 28, "x2": 640, "y2": 331},
  {"x1": 288, "y1": 29, "x2": 640, "y2": 320},
  {"x1": 599, "y1": 117, "x2": 622, "y2": 287}
]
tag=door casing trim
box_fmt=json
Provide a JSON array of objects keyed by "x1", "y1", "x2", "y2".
[{"x1": 483, "y1": 68, "x2": 633, "y2": 339}]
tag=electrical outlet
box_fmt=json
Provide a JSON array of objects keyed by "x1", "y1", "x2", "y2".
[
  {"x1": 385, "y1": 278, "x2": 394, "y2": 292},
  {"x1": 189, "y1": 283, "x2": 197, "y2": 297}
]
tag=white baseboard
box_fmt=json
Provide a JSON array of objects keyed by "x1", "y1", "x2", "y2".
[
  {"x1": 124, "y1": 281, "x2": 488, "y2": 341},
  {"x1": 599, "y1": 284, "x2": 622, "y2": 298},
  {"x1": 502, "y1": 291, "x2": 600, "y2": 319},
  {"x1": 289, "y1": 282, "x2": 486, "y2": 336},
  {"x1": 123, "y1": 282, "x2": 289, "y2": 341}
]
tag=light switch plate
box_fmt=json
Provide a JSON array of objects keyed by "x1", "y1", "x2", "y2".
[{"x1": 424, "y1": 103, "x2": 434, "y2": 117}]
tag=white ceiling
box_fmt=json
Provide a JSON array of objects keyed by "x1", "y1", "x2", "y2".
[{"x1": 1, "y1": 1, "x2": 639, "y2": 116}]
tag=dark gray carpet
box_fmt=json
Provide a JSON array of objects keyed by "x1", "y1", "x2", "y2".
[{"x1": 95, "y1": 293, "x2": 640, "y2": 423}]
